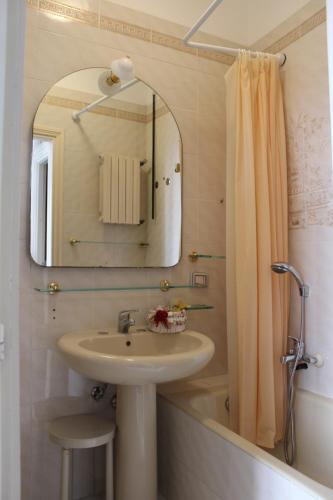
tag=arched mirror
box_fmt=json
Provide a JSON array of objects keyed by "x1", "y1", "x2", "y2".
[{"x1": 30, "y1": 67, "x2": 182, "y2": 267}]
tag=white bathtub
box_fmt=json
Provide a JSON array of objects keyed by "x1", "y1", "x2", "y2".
[{"x1": 157, "y1": 376, "x2": 333, "y2": 500}]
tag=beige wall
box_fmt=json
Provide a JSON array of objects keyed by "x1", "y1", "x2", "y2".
[
  {"x1": 21, "y1": 1, "x2": 227, "y2": 499},
  {"x1": 20, "y1": 1, "x2": 329, "y2": 498},
  {"x1": 282, "y1": 22, "x2": 333, "y2": 399}
]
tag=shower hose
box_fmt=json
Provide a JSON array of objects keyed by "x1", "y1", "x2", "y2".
[{"x1": 284, "y1": 293, "x2": 306, "y2": 466}]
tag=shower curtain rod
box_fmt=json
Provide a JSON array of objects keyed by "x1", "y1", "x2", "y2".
[
  {"x1": 182, "y1": 0, "x2": 286, "y2": 66},
  {"x1": 72, "y1": 78, "x2": 138, "y2": 121}
]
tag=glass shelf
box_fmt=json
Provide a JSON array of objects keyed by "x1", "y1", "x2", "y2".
[
  {"x1": 185, "y1": 304, "x2": 214, "y2": 310},
  {"x1": 34, "y1": 279, "x2": 204, "y2": 294},
  {"x1": 189, "y1": 251, "x2": 226, "y2": 261},
  {"x1": 70, "y1": 238, "x2": 148, "y2": 247}
]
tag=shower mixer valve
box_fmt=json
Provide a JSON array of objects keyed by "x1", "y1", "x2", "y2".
[
  {"x1": 280, "y1": 336, "x2": 303, "y2": 365},
  {"x1": 271, "y1": 261, "x2": 323, "y2": 466},
  {"x1": 281, "y1": 336, "x2": 323, "y2": 368}
]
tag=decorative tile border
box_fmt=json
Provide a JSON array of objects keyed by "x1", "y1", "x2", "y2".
[
  {"x1": 151, "y1": 31, "x2": 196, "y2": 56},
  {"x1": 123, "y1": 20, "x2": 151, "y2": 42},
  {"x1": 146, "y1": 104, "x2": 170, "y2": 122},
  {"x1": 38, "y1": 0, "x2": 98, "y2": 27},
  {"x1": 26, "y1": 0, "x2": 327, "y2": 65},
  {"x1": 265, "y1": 8, "x2": 326, "y2": 55},
  {"x1": 42, "y1": 94, "x2": 170, "y2": 123},
  {"x1": 27, "y1": 0, "x2": 38, "y2": 8},
  {"x1": 100, "y1": 15, "x2": 151, "y2": 42},
  {"x1": 42, "y1": 95, "x2": 147, "y2": 123},
  {"x1": 287, "y1": 112, "x2": 333, "y2": 229},
  {"x1": 197, "y1": 47, "x2": 235, "y2": 65}
]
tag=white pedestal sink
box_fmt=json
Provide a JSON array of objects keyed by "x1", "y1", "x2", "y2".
[{"x1": 58, "y1": 328, "x2": 215, "y2": 500}]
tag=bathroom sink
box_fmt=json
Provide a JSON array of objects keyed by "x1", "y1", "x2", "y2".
[
  {"x1": 58, "y1": 328, "x2": 215, "y2": 385},
  {"x1": 58, "y1": 327, "x2": 214, "y2": 500}
]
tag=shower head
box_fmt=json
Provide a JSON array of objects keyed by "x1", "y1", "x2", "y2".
[{"x1": 271, "y1": 262, "x2": 308, "y2": 296}]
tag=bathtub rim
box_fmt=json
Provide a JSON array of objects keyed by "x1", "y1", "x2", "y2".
[{"x1": 158, "y1": 377, "x2": 333, "y2": 499}]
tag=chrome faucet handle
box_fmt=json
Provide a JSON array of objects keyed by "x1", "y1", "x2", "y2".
[
  {"x1": 119, "y1": 309, "x2": 139, "y2": 319},
  {"x1": 118, "y1": 309, "x2": 139, "y2": 333},
  {"x1": 281, "y1": 353, "x2": 297, "y2": 365}
]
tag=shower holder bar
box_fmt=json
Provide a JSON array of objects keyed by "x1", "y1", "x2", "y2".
[
  {"x1": 72, "y1": 78, "x2": 138, "y2": 121},
  {"x1": 182, "y1": 0, "x2": 286, "y2": 66}
]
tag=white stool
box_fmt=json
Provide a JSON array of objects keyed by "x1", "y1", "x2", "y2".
[{"x1": 49, "y1": 414, "x2": 115, "y2": 500}]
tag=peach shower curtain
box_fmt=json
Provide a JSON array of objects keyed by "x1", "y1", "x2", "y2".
[{"x1": 225, "y1": 52, "x2": 289, "y2": 448}]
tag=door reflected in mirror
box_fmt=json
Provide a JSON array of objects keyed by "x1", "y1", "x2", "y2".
[{"x1": 30, "y1": 68, "x2": 182, "y2": 268}]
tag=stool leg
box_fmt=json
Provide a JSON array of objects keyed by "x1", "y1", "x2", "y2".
[
  {"x1": 61, "y1": 448, "x2": 72, "y2": 500},
  {"x1": 106, "y1": 440, "x2": 114, "y2": 500}
]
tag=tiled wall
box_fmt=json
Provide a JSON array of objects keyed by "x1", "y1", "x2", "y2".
[
  {"x1": 154, "y1": 8, "x2": 333, "y2": 500},
  {"x1": 21, "y1": 1, "x2": 227, "y2": 499},
  {"x1": 157, "y1": 397, "x2": 323, "y2": 500},
  {"x1": 21, "y1": 0, "x2": 331, "y2": 498},
  {"x1": 281, "y1": 22, "x2": 333, "y2": 400}
]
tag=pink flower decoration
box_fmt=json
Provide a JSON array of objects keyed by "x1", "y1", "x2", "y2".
[{"x1": 153, "y1": 309, "x2": 169, "y2": 328}]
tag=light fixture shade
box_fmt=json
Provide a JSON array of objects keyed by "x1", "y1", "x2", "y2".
[
  {"x1": 110, "y1": 57, "x2": 135, "y2": 81},
  {"x1": 98, "y1": 70, "x2": 118, "y2": 95}
]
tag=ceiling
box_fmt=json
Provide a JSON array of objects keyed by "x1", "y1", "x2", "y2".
[{"x1": 106, "y1": 0, "x2": 312, "y2": 46}]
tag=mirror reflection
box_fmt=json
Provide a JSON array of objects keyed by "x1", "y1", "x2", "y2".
[{"x1": 30, "y1": 67, "x2": 182, "y2": 267}]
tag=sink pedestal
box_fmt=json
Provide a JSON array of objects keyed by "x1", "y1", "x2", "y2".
[
  {"x1": 58, "y1": 328, "x2": 215, "y2": 500},
  {"x1": 116, "y1": 384, "x2": 157, "y2": 500}
]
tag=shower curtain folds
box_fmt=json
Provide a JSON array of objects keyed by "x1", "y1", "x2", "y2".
[{"x1": 225, "y1": 52, "x2": 289, "y2": 448}]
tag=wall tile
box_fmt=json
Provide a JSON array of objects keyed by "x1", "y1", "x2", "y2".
[
  {"x1": 32, "y1": 4, "x2": 101, "y2": 44},
  {"x1": 196, "y1": 71, "x2": 227, "y2": 117},
  {"x1": 197, "y1": 112, "x2": 226, "y2": 162},
  {"x1": 159, "y1": 454, "x2": 222, "y2": 500},
  {"x1": 197, "y1": 154, "x2": 225, "y2": 202},
  {"x1": 98, "y1": 22, "x2": 152, "y2": 58},
  {"x1": 157, "y1": 398, "x2": 312, "y2": 500},
  {"x1": 150, "y1": 37, "x2": 198, "y2": 71},
  {"x1": 100, "y1": 0, "x2": 154, "y2": 31},
  {"x1": 22, "y1": 1, "x2": 332, "y2": 498},
  {"x1": 138, "y1": 59, "x2": 198, "y2": 112},
  {"x1": 285, "y1": 23, "x2": 333, "y2": 399},
  {"x1": 22, "y1": 3, "x2": 227, "y2": 498}
]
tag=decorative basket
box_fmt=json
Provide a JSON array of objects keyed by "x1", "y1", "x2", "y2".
[{"x1": 147, "y1": 307, "x2": 187, "y2": 334}]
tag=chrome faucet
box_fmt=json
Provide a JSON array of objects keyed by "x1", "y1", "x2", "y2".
[
  {"x1": 118, "y1": 309, "x2": 138, "y2": 334},
  {"x1": 280, "y1": 336, "x2": 321, "y2": 367},
  {"x1": 281, "y1": 353, "x2": 297, "y2": 365},
  {"x1": 281, "y1": 336, "x2": 304, "y2": 365}
]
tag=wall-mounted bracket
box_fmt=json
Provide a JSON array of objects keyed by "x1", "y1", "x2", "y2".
[
  {"x1": 160, "y1": 280, "x2": 170, "y2": 292},
  {"x1": 48, "y1": 282, "x2": 60, "y2": 294}
]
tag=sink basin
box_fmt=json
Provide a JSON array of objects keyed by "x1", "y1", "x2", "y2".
[
  {"x1": 58, "y1": 327, "x2": 214, "y2": 500},
  {"x1": 58, "y1": 328, "x2": 215, "y2": 385}
]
